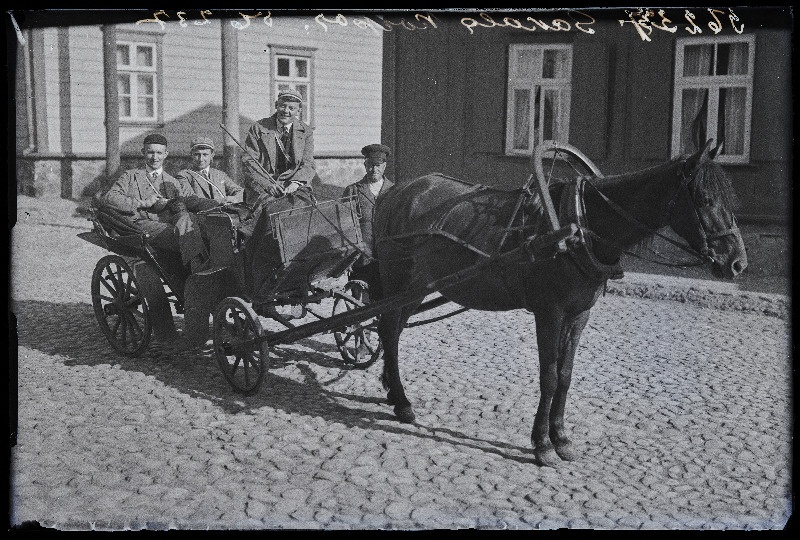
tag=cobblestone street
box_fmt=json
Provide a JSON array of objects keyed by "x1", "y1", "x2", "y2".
[{"x1": 10, "y1": 203, "x2": 793, "y2": 530}]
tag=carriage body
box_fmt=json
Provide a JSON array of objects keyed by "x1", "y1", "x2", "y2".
[{"x1": 79, "y1": 194, "x2": 382, "y2": 386}]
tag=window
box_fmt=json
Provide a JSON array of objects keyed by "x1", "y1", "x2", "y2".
[
  {"x1": 117, "y1": 40, "x2": 159, "y2": 122},
  {"x1": 671, "y1": 35, "x2": 755, "y2": 163},
  {"x1": 505, "y1": 44, "x2": 572, "y2": 155},
  {"x1": 273, "y1": 49, "x2": 314, "y2": 124}
]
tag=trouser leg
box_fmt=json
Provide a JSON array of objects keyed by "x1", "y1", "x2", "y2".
[
  {"x1": 168, "y1": 212, "x2": 207, "y2": 265},
  {"x1": 135, "y1": 219, "x2": 180, "y2": 253}
]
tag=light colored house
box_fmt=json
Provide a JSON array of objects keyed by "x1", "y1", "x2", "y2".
[{"x1": 15, "y1": 11, "x2": 385, "y2": 199}]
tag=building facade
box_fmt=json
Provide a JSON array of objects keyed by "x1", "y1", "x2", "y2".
[
  {"x1": 15, "y1": 11, "x2": 385, "y2": 200},
  {"x1": 381, "y1": 8, "x2": 792, "y2": 222}
]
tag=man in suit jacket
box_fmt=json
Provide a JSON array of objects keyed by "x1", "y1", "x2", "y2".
[
  {"x1": 175, "y1": 136, "x2": 243, "y2": 208},
  {"x1": 341, "y1": 143, "x2": 395, "y2": 300},
  {"x1": 241, "y1": 88, "x2": 320, "y2": 205},
  {"x1": 102, "y1": 133, "x2": 208, "y2": 273}
]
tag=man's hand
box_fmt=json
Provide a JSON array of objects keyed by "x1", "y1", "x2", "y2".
[
  {"x1": 166, "y1": 198, "x2": 188, "y2": 214},
  {"x1": 283, "y1": 181, "x2": 300, "y2": 194},
  {"x1": 138, "y1": 194, "x2": 162, "y2": 210}
]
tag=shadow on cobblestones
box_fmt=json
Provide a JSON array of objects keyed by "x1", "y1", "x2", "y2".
[{"x1": 14, "y1": 299, "x2": 538, "y2": 465}]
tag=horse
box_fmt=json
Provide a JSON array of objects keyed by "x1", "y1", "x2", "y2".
[{"x1": 372, "y1": 139, "x2": 747, "y2": 467}]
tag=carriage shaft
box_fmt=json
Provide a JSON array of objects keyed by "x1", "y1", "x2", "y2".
[{"x1": 241, "y1": 224, "x2": 580, "y2": 349}]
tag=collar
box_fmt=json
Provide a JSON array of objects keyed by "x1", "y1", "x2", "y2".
[{"x1": 145, "y1": 166, "x2": 163, "y2": 177}]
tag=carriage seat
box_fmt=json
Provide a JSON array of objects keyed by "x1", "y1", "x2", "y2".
[{"x1": 91, "y1": 205, "x2": 151, "y2": 248}]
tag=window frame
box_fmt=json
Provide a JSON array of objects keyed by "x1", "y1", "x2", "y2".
[
  {"x1": 116, "y1": 31, "x2": 164, "y2": 126},
  {"x1": 671, "y1": 34, "x2": 755, "y2": 164},
  {"x1": 505, "y1": 43, "x2": 573, "y2": 156},
  {"x1": 270, "y1": 46, "x2": 316, "y2": 125}
]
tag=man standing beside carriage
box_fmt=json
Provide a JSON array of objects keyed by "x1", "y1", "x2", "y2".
[{"x1": 342, "y1": 143, "x2": 394, "y2": 301}]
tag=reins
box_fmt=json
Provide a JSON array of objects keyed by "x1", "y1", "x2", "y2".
[{"x1": 580, "y1": 171, "x2": 719, "y2": 268}]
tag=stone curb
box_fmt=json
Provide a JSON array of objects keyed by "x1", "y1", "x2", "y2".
[{"x1": 607, "y1": 273, "x2": 789, "y2": 321}]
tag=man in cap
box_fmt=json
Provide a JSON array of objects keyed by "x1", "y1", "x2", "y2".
[
  {"x1": 341, "y1": 143, "x2": 395, "y2": 300},
  {"x1": 175, "y1": 136, "x2": 243, "y2": 207},
  {"x1": 102, "y1": 133, "x2": 209, "y2": 273},
  {"x1": 241, "y1": 88, "x2": 320, "y2": 205}
]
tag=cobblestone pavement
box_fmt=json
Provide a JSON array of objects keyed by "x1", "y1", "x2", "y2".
[{"x1": 9, "y1": 212, "x2": 793, "y2": 530}]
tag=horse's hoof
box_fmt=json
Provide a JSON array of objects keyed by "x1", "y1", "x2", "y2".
[
  {"x1": 554, "y1": 441, "x2": 579, "y2": 462},
  {"x1": 394, "y1": 405, "x2": 415, "y2": 423},
  {"x1": 534, "y1": 445, "x2": 561, "y2": 468}
]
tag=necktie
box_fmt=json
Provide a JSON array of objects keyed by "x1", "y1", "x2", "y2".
[
  {"x1": 202, "y1": 169, "x2": 210, "y2": 180},
  {"x1": 281, "y1": 128, "x2": 291, "y2": 152}
]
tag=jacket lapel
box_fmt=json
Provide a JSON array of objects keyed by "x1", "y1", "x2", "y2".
[
  {"x1": 263, "y1": 116, "x2": 278, "y2": 171},
  {"x1": 291, "y1": 122, "x2": 305, "y2": 164},
  {"x1": 378, "y1": 178, "x2": 393, "y2": 197}
]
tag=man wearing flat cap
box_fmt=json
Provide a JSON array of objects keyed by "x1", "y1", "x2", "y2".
[
  {"x1": 341, "y1": 143, "x2": 395, "y2": 300},
  {"x1": 241, "y1": 88, "x2": 319, "y2": 205},
  {"x1": 176, "y1": 136, "x2": 243, "y2": 208},
  {"x1": 102, "y1": 133, "x2": 209, "y2": 273}
]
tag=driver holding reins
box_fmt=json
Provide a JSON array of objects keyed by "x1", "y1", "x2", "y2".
[{"x1": 240, "y1": 88, "x2": 320, "y2": 207}]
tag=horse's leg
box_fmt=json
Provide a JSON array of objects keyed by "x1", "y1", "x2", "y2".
[
  {"x1": 532, "y1": 309, "x2": 564, "y2": 467},
  {"x1": 378, "y1": 303, "x2": 419, "y2": 423},
  {"x1": 549, "y1": 310, "x2": 591, "y2": 462}
]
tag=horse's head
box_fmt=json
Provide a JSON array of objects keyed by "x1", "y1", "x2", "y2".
[{"x1": 667, "y1": 139, "x2": 748, "y2": 279}]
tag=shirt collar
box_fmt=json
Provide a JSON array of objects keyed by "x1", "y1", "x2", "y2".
[{"x1": 146, "y1": 166, "x2": 163, "y2": 177}]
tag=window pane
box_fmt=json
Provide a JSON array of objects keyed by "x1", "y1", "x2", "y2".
[
  {"x1": 138, "y1": 74, "x2": 154, "y2": 96},
  {"x1": 295, "y1": 59, "x2": 308, "y2": 78},
  {"x1": 513, "y1": 48, "x2": 539, "y2": 80},
  {"x1": 116, "y1": 44, "x2": 130, "y2": 66},
  {"x1": 136, "y1": 46, "x2": 153, "y2": 68},
  {"x1": 120, "y1": 97, "x2": 131, "y2": 117},
  {"x1": 138, "y1": 97, "x2": 154, "y2": 118},
  {"x1": 118, "y1": 74, "x2": 131, "y2": 95},
  {"x1": 718, "y1": 87, "x2": 746, "y2": 155},
  {"x1": 683, "y1": 44, "x2": 713, "y2": 76},
  {"x1": 277, "y1": 58, "x2": 290, "y2": 77},
  {"x1": 542, "y1": 89, "x2": 561, "y2": 140},
  {"x1": 542, "y1": 49, "x2": 569, "y2": 79},
  {"x1": 680, "y1": 88, "x2": 709, "y2": 153},
  {"x1": 716, "y1": 42, "x2": 749, "y2": 75},
  {"x1": 277, "y1": 83, "x2": 290, "y2": 94},
  {"x1": 296, "y1": 84, "x2": 308, "y2": 101},
  {"x1": 512, "y1": 89, "x2": 531, "y2": 150}
]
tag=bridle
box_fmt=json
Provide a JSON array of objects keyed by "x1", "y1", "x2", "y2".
[{"x1": 581, "y1": 165, "x2": 739, "y2": 268}]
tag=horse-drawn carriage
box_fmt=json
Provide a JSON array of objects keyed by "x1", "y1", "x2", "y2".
[
  {"x1": 79, "y1": 139, "x2": 747, "y2": 467},
  {"x1": 78, "y1": 193, "x2": 384, "y2": 395}
]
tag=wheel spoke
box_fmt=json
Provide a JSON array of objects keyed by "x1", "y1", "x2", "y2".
[
  {"x1": 99, "y1": 294, "x2": 115, "y2": 303},
  {"x1": 100, "y1": 276, "x2": 119, "y2": 298},
  {"x1": 110, "y1": 315, "x2": 122, "y2": 336},
  {"x1": 124, "y1": 310, "x2": 143, "y2": 339},
  {"x1": 119, "y1": 314, "x2": 128, "y2": 343}
]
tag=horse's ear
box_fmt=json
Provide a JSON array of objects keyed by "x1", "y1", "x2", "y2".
[
  {"x1": 710, "y1": 139, "x2": 724, "y2": 160},
  {"x1": 684, "y1": 139, "x2": 715, "y2": 172}
]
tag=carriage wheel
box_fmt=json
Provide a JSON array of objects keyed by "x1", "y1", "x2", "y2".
[
  {"x1": 213, "y1": 297, "x2": 268, "y2": 395},
  {"x1": 91, "y1": 255, "x2": 152, "y2": 356},
  {"x1": 332, "y1": 280, "x2": 382, "y2": 369},
  {"x1": 533, "y1": 140, "x2": 603, "y2": 185}
]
